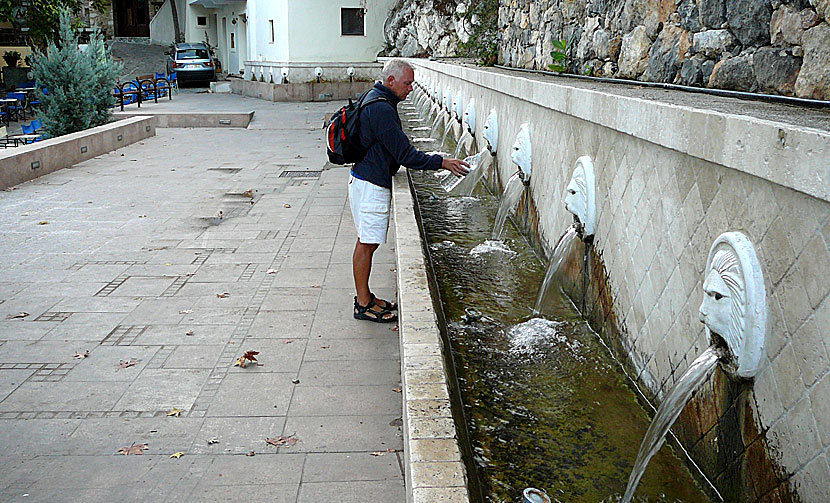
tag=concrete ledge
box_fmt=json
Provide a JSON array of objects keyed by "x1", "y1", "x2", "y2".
[
  {"x1": 231, "y1": 79, "x2": 374, "y2": 102},
  {"x1": 113, "y1": 111, "x2": 254, "y2": 128},
  {"x1": 393, "y1": 168, "x2": 471, "y2": 503},
  {"x1": 0, "y1": 116, "x2": 155, "y2": 190},
  {"x1": 409, "y1": 59, "x2": 830, "y2": 202}
]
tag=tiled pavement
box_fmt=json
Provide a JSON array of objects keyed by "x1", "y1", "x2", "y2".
[{"x1": 0, "y1": 97, "x2": 404, "y2": 502}]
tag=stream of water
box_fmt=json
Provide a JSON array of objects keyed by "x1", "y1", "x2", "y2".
[
  {"x1": 621, "y1": 347, "x2": 721, "y2": 503},
  {"x1": 533, "y1": 226, "x2": 579, "y2": 315},
  {"x1": 491, "y1": 172, "x2": 525, "y2": 240}
]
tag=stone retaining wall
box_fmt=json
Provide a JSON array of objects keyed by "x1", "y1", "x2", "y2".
[
  {"x1": 230, "y1": 79, "x2": 375, "y2": 103},
  {"x1": 408, "y1": 59, "x2": 830, "y2": 502},
  {"x1": 0, "y1": 116, "x2": 156, "y2": 190}
]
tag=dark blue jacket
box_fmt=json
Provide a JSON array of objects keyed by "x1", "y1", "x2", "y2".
[{"x1": 352, "y1": 83, "x2": 442, "y2": 189}]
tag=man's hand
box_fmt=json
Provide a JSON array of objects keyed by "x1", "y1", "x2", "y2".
[{"x1": 442, "y1": 158, "x2": 470, "y2": 177}]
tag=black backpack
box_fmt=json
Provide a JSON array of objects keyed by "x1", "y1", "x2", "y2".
[{"x1": 325, "y1": 90, "x2": 387, "y2": 165}]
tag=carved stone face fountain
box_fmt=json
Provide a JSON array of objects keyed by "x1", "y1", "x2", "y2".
[
  {"x1": 564, "y1": 156, "x2": 596, "y2": 239},
  {"x1": 453, "y1": 91, "x2": 463, "y2": 121},
  {"x1": 464, "y1": 99, "x2": 476, "y2": 134},
  {"x1": 699, "y1": 232, "x2": 766, "y2": 379},
  {"x1": 483, "y1": 109, "x2": 498, "y2": 154},
  {"x1": 511, "y1": 123, "x2": 532, "y2": 184}
]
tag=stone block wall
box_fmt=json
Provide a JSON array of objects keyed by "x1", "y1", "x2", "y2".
[
  {"x1": 408, "y1": 59, "x2": 830, "y2": 502},
  {"x1": 499, "y1": 0, "x2": 830, "y2": 99}
]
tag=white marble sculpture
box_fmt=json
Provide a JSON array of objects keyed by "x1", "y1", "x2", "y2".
[
  {"x1": 453, "y1": 91, "x2": 463, "y2": 121},
  {"x1": 464, "y1": 99, "x2": 476, "y2": 133},
  {"x1": 699, "y1": 232, "x2": 766, "y2": 379},
  {"x1": 444, "y1": 89, "x2": 452, "y2": 111},
  {"x1": 511, "y1": 123, "x2": 532, "y2": 181},
  {"x1": 564, "y1": 156, "x2": 596, "y2": 238},
  {"x1": 483, "y1": 109, "x2": 498, "y2": 153}
]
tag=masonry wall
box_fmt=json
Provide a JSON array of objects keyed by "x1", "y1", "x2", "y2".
[{"x1": 408, "y1": 59, "x2": 830, "y2": 502}]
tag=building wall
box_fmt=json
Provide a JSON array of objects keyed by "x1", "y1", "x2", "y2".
[
  {"x1": 408, "y1": 59, "x2": 830, "y2": 502},
  {"x1": 286, "y1": 0, "x2": 396, "y2": 62}
]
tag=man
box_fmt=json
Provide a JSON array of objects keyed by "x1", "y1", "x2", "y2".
[{"x1": 350, "y1": 59, "x2": 469, "y2": 322}]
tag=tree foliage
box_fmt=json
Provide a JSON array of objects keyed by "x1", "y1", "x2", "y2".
[
  {"x1": 32, "y1": 8, "x2": 122, "y2": 138},
  {"x1": 0, "y1": 0, "x2": 81, "y2": 48}
]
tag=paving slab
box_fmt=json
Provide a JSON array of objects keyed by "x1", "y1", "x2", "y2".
[{"x1": 0, "y1": 94, "x2": 403, "y2": 501}]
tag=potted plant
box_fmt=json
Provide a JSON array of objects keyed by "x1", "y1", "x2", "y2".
[{"x1": 3, "y1": 51, "x2": 22, "y2": 67}]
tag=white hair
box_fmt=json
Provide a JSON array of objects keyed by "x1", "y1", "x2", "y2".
[{"x1": 381, "y1": 59, "x2": 413, "y2": 82}]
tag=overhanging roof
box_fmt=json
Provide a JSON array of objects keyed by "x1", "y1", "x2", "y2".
[{"x1": 188, "y1": 0, "x2": 245, "y2": 8}]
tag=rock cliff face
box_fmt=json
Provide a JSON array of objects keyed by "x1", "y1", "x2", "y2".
[
  {"x1": 384, "y1": 0, "x2": 830, "y2": 99},
  {"x1": 498, "y1": 0, "x2": 830, "y2": 99},
  {"x1": 384, "y1": 0, "x2": 475, "y2": 57}
]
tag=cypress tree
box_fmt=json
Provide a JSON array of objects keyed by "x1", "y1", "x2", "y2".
[{"x1": 32, "y1": 8, "x2": 121, "y2": 138}]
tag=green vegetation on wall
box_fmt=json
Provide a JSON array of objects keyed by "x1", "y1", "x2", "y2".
[{"x1": 457, "y1": 0, "x2": 499, "y2": 65}]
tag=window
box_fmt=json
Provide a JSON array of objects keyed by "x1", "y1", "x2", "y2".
[
  {"x1": 176, "y1": 49, "x2": 210, "y2": 59},
  {"x1": 269, "y1": 20, "x2": 274, "y2": 43},
  {"x1": 230, "y1": 32, "x2": 235, "y2": 49},
  {"x1": 341, "y1": 8, "x2": 364, "y2": 36},
  {"x1": 197, "y1": 16, "x2": 207, "y2": 27}
]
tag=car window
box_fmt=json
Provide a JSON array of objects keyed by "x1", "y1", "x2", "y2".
[{"x1": 176, "y1": 49, "x2": 209, "y2": 60}]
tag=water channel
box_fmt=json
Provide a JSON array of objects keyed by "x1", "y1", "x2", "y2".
[{"x1": 403, "y1": 114, "x2": 712, "y2": 503}]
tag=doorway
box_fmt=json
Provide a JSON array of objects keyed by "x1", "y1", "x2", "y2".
[{"x1": 114, "y1": 0, "x2": 151, "y2": 37}]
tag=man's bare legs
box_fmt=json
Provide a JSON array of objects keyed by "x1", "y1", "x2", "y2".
[{"x1": 353, "y1": 239, "x2": 394, "y2": 319}]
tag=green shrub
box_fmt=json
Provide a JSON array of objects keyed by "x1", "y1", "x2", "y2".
[
  {"x1": 457, "y1": 0, "x2": 499, "y2": 65},
  {"x1": 32, "y1": 8, "x2": 121, "y2": 138}
]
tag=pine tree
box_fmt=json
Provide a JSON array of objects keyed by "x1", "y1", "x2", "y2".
[{"x1": 32, "y1": 8, "x2": 121, "y2": 138}]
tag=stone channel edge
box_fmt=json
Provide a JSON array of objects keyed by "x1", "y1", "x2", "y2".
[{"x1": 393, "y1": 168, "x2": 472, "y2": 503}]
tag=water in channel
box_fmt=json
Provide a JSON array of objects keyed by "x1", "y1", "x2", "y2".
[{"x1": 403, "y1": 100, "x2": 711, "y2": 503}]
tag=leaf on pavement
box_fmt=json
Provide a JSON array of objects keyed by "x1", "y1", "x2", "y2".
[
  {"x1": 283, "y1": 204, "x2": 291, "y2": 208},
  {"x1": 370, "y1": 451, "x2": 386, "y2": 456},
  {"x1": 282, "y1": 340, "x2": 293, "y2": 344},
  {"x1": 179, "y1": 309, "x2": 193, "y2": 314},
  {"x1": 185, "y1": 330, "x2": 194, "y2": 336},
  {"x1": 392, "y1": 387, "x2": 402, "y2": 393},
  {"x1": 169, "y1": 452, "x2": 184, "y2": 459},
  {"x1": 242, "y1": 189, "x2": 254, "y2": 198},
  {"x1": 266, "y1": 269, "x2": 278, "y2": 274},
  {"x1": 233, "y1": 350, "x2": 259, "y2": 368},
  {"x1": 38, "y1": 221, "x2": 48, "y2": 225},
  {"x1": 166, "y1": 408, "x2": 182, "y2": 417},
  {"x1": 117, "y1": 443, "x2": 148, "y2": 455},
  {"x1": 6, "y1": 312, "x2": 29, "y2": 319},
  {"x1": 117, "y1": 359, "x2": 137, "y2": 370},
  {"x1": 246, "y1": 450, "x2": 255, "y2": 456},
  {"x1": 73, "y1": 350, "x2": 90, "y2": 359},
  {"x1": 216, "y1": 292, "x2": 231, "y2": 298},
  {"x1": 207, "y1": 437, "x2": 219, "y2": 445},
  {"x1": 265, "y1": 435, "x2": 298, "y2": 448}
]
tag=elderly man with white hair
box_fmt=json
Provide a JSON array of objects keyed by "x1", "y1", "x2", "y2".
[{"x1": 350, "y1": 58, "x2": 469, "y2": 323}]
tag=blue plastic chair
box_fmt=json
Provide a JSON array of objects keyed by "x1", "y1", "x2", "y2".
[
  {"x1": 168, "y1": 71, "x2": 178, "y2": 94},
  {"x1": 32, "y1": 118, "x2": 43, "y2": 131},
  {"x1": 7, "y1": 92, "x2": 27, "y2": 121}
]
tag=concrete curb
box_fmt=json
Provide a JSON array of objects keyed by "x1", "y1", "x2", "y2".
[
  {"x1": 113, "y1": 111, "x2": 254, "y2": 128},
  {"x1": 0, "y1": 116, "x2": 155, "y2": 190},
  {"x1": 393, "y1": 168, "x2": 471, "y2": 503}
]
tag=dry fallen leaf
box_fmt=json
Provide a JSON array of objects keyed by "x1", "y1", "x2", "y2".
[
  {"x1": 265, "y1": 435, "x2": 298, "y2": 448},
  {"x1": 207, "y1": 437, "x2": 219, "y2": 445},
  {"x1": 185, "y1": 330, "x2": 194, "y2": 336},
  {"x1": 266, "y1": 269, "x2": 278, "y2": 274},
  {"x1": 167, "y1": 408, "x2": 182, "y2": 417},
  {"x1": 117, "y1": 443, "x2": 148, "y2": 455},
  {"x1": 169, "y1": 452, "x2": 184, "y2": 459},
  {"x1": 370, "y1": 451, "x2": 386, "y2": 456},
  {"x1": 73, "y1": 351, "x2": 90, "y2": 359},
  {"x1": 38, "y1": 221, "x2": 48, "y2": 225},
  {"x1": 291, "y1": 379, "x2": 300, "y2": 384},
  {"x1": 6, "y1": 312, "x2": 29, "y2": 320},
  {"x1": 233, "y1": 350, "x2": 260, "y2": 368},
  {"x1": 283, "y1": 203, "x2": 292, "y2": 208},
  {"x1": 246, "y1": 450, "x2": 255, "y2": 456},
  {"x1": 216, "y1": 292, "x2": 231, "y2": 298},
  {"x1": 282, "y1": 340, "x2": 293, "y2": 344},
  {"x1": 179, "y1": 309, "x2": 193, "y2": 314},
  {"x1": 117, "y1": 359, "x2": 137, "y2": 370},
  {"x1": 320, "y1": 345, "x2": 329, "y2": 349},
  {"x1": 392, "y1": 387, "x2": 402, "y2": 393},
  {"x1": 242, "y1": 189, "x2": 254, "y2": 198}
]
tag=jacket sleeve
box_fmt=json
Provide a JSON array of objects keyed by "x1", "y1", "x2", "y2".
[{"x1": 370, "y1": 104, "x2": 443, "y2": 171}]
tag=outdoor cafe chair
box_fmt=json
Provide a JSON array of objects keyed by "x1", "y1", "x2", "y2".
[
  {"x1": 6, "y1": 92, "x2": 27, "y2": 121},
  {"x1": 0, "y1": 125, "x2": 16, "y2": 148}
]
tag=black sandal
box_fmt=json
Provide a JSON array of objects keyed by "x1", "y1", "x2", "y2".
[
  {"x1": 370, "y1": 293, "x2": 398, "y2": 311},
  {"x1": 354, "y1": 296, "x2": 398, "y2": 323}
]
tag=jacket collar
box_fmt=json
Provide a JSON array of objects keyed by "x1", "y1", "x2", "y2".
[{"x1": 373, "y1": 82, "x2": 401, "y2": 106}]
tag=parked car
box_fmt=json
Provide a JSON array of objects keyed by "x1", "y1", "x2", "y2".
[{"x1": 166, "y1": 43, "x2": 216, "y2": 83}]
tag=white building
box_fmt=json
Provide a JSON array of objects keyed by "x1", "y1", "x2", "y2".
[{"x1": 150, "y1": 0, "x2": 395, "y2": 82}]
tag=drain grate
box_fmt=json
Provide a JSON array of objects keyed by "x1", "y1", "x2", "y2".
[
  {"x1": 208, "y1": 167, "x2": 242, "y2": 174},
  {"x1": 279, "y1": 170, "x2": 322, "y2": 178}
]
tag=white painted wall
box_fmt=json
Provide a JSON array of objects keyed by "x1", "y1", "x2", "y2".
[
  {"x1": 287, "y1": 0, "x2": 395, "y2": 62},
  {"x1": 149, "y1": 0, "x2": 177, "y2": 45}
]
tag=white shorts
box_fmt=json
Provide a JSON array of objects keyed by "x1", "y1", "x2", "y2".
[{"x1": 349, "y1": 175, "x2": 392, "y2": 245}]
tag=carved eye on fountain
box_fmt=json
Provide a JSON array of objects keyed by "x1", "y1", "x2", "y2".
[
  {"x1": 464, "y1": 99, "x2": 476, "y2": 134},
  {"x1": 483, "y1": 109, "x2": 498, "y2": 154},
  {"x1": 563, "y1": 156, "x2": 596, "y2": 239},
  {"x1": 511, "y1": 123, "x2": 532, "y2": 184},
  {"x1": 699, "y1": 232, "x2": 766, "y2": 379}
]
